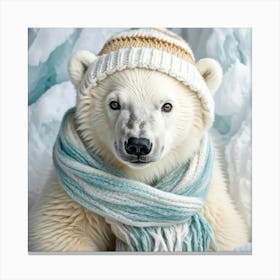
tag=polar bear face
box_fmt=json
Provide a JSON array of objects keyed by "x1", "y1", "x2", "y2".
[
  {"x1": 68, "y1": 51, "x2": 222, "y2": 181},
  {"x1": 104, "y1": 70, "x2": 196, "y2": 167}
]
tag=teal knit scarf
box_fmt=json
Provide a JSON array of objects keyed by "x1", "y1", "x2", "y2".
[{"x1": 53, "y1": 108, "x2": 217, "y2": 252}]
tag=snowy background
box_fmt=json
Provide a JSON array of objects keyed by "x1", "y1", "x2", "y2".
[{"x1": 28, "y1": 28, "x2": 252, "y2": 249}]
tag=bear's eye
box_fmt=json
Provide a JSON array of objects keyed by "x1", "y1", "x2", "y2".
[
  {"x1": 109, "y1": 101, "x2": 121, "y2": 110},
  {"x1": 161, "y1": 103, "x2": 173, "y2": 113}
]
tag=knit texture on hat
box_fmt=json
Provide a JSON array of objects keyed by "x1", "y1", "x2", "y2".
[
  {"x1": 78, "y1": 28, "x2": 215, "y2": 128},
  {"x1": 99, "y1": 28, "x2": 195, "y2": 63}
]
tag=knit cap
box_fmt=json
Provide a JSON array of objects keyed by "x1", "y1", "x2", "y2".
[{"x1": 78, "y1": 28, "x2": 215, "y2": 128}]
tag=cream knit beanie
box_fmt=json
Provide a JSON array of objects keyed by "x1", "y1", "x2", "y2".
[{"x1": 78, "y1": 28, "x2": 216, "y2": 128}]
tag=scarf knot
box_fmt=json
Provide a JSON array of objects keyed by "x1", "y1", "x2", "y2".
[{"x1": 53, "y1": 108, "x2": 218, "y2": 251}]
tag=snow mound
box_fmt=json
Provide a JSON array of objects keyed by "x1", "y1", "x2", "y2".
[
  {"x1": 225, "y1": 111, "x2": 252, "y2": 233},
  {"x1": 28, "y1": 81, "x2": 75, "y2": 208}
]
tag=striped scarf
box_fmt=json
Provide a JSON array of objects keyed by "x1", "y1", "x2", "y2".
[{"x1": 53, "y1": 108, "x2": 217, "y2": 251}]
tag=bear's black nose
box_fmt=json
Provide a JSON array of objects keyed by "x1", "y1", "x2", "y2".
[{"x1": 125, "y1": 137, "x2": 152, "y2": 156}]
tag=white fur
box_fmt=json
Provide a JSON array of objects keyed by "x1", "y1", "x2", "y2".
[
  {"x1": 75, "y1": 69, "x2": 205, "y2": 178},
  {"x1": 68, "y1": 50, "x2": 97, "y2": 88},
  {"x1": 196, "y1": 58, "x2": 223, "y2": 94},
  {"x1": 29, "y1": 55, "x2": 248, "y2": 252}
]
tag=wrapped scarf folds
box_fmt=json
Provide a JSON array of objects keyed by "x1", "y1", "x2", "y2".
[{"x1": 53, "y1": 108, "x2": 217, "y2": 252}]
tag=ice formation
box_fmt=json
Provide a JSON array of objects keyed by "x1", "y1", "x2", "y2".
[
  {"x1": 28, "y1": 29, "x2": 81, "y2": 105},
  {"x1": 28, "y1": 28, "x2": 75, "y2": 66},
  {"x1": 28, "y1": 28, "x2": 252, "y2": 248}
]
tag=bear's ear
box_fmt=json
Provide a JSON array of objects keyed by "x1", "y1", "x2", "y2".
[
  {"x1": 68, "y1": 50, "x2": 97, "y2": 88},
  {"x1": 196, "y1": 58, "x2": 223, "y2": 95}
]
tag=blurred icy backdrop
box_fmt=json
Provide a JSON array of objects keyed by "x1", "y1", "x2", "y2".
[{"x1": 28, "y1": 28, "x2": 252, "y2": 245}]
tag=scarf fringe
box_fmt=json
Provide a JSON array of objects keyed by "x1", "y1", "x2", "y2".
[{"x1": 111, "y1": 214, "x2": 218, "y2": 252}]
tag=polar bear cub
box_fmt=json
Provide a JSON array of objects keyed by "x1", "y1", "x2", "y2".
[{"x1": 29, "y1": 49, "x2": 248, "y2": 251}]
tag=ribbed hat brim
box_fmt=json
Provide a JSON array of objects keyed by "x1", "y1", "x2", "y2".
[{"x1": 79, "y1": 47, "x2": 214, "y2": 128}]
